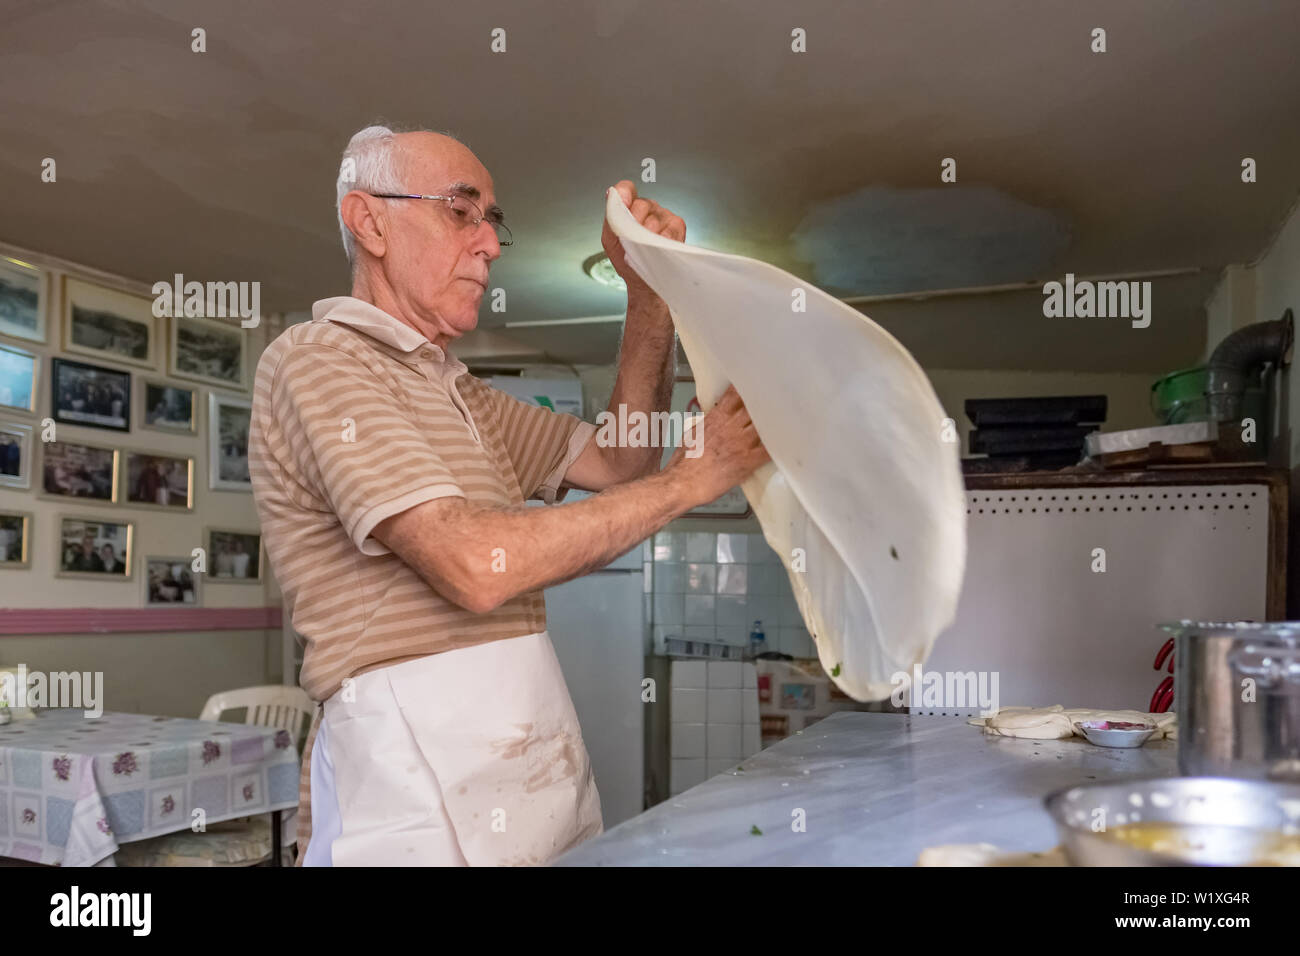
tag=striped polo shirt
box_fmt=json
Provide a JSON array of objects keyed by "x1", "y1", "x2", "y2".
[{"x1": 248, "y1": 295, "x2": 595, "y2": 859}]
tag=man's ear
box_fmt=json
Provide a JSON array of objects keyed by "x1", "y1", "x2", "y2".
[{"x1": 340, "y1": 191, "x2": 388, "y2": 260}]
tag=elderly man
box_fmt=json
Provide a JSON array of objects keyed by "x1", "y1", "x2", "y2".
[{"x1": 249, "y1": 125, "x2": 768, "y2": 867}]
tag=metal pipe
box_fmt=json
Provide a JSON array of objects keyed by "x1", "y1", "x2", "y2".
[{"x1": 1204, "y1": 310, "x2": 1293, "y2": 421}]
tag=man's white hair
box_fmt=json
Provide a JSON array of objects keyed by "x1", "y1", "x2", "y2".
[
  {"x1": 336, "y1": 125, "x2": 405, "y2": 266},
  {"x1": 335, "y1": 124, "x2": 464, "y2": 267}
]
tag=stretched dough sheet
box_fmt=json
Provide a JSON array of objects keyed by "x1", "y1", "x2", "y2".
[{"x1": 606, "y1": 192, "x2": 967, "y2": 701}]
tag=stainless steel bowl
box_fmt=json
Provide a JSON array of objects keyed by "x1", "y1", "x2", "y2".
[{"x1": 1045, "y1": 776, "x2": 1300, "y2": 866}]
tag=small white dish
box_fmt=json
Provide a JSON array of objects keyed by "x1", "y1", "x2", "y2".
[{"x1": 1075, "y1": 719, "x2": 1157, "y2": 748}]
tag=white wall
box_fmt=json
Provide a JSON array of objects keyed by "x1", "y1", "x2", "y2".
[
  {"x1": 0, "y1": 631, "x2": 278, "y2": 715},
  {"x1": 0, "y1": 242, "x2": 282, "y2": 717},
  {"x1": 1202, "y1": 197, "x2": 1300, "y2": 613}
]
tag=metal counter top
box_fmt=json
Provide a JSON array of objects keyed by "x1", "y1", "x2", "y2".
[{"x1": 554, "y1": 711, "x2": 1177, "y2": 866}]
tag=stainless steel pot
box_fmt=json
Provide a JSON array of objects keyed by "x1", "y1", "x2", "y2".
[{"x1": 1165, "y1": 621, "x2": 1300, "y2": 781}]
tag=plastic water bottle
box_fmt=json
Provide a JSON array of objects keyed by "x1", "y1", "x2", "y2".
[{"x1": 749, "y1": 620, "x2": 767, "y2": 659}]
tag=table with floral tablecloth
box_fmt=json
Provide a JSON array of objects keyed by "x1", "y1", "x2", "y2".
[{"x1": 0, "y1": 709, "x2": 299, "y2": 866}]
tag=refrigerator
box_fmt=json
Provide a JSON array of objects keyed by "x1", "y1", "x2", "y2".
[{"x1": 538, "y1": 491, "x2": 646, "y2": 827}]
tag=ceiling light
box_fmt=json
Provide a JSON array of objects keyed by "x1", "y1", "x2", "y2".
[{"x1": 582, "y1": 252, "x2": 626, "y2": 291}]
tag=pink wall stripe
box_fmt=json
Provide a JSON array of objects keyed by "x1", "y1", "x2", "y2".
[{"x1": 0, "y1": 606, "x2": 283, "y2": 636}]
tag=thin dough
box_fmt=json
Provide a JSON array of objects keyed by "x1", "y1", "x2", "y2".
[
  {"x1": 983, "y1": 706, "x2": 1075, "y2": 739},
  {"x1": 605, "y1": 192, "x2": 967, "y2": 700},
  {"x1": 971, "y1": 705, "x2": 1177, "y2": 739}
]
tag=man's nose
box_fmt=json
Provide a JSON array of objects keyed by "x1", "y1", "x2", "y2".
[{"x1": 470, "y1": 221, "x2": 501, "y2": 261}]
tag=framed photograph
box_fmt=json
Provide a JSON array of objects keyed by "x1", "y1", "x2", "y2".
[
  {"x1": 0, "y1": 421, "x2": 33, "y2": 490},
  {"x1": 208, "y1": 392, "x2": 251, "y2": 491},
  {"x1": 62, "y1": 277, "x2": 157, "y2": 369},
  {"x1": 207, "y1": 527, "x2": 261, "y2": 583},
  {"x1": 0, "y1": 256, "x2": 46, "y2": 344},
  {"x1": 143, "y1": 555, "x2": 201, "y2": 606},
  {"x1": 140, "y1": 380, "x2": 197, "y2": 434},
  {"x1": 0, "y1": 510, "x2": 31, "y2": 568},
  {"x1": 171, "y1": 314, "x2": 246, "y2": 389},
  {"x1": 57, "y1": 515, "x2": 133, "y2": 579},
  {"x1": 51, "y1": 357, "x2": 131, "y2": 432},
  {"x1": 0, "y1": 343, "x2": 38, "y2": 414},
  {"x1": 40, "y1": 439, "x2": 119, "y2": 502},
  {"x1": 123, "y1": 450, "x2": 193, "y2": 510}
]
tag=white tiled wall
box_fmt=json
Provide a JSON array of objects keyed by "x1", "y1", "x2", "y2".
[
  {"x1": 649, "y1": 532, "x2": 816, "y2": 658},
  {"x1": 669, "y1": 659, "x2": 763, "y2": 796}
]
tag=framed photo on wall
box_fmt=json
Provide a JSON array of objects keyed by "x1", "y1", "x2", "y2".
[
  {"x1": 123, "y1": 449, "x2": 194, "y2": 510},
  {"x1": 143, "y1": 554, "x2": 201, "y2": 606},
  {"x1": 62, "y1": 277, "x2": 157, "y2": 370},
  {"x1": 139, "y1": 380, "x2": 197, "y2": 434},
  {"x1": 0, "y1": 256, "x2": 46, "y2": 344},
  {"x1": 208, "y1": 391, "x2": 251, "y2": 491},
  {"x1": 56, "y1": 515, "x2": 133, "y2": 579},
  {"x1": 206, "y1": 527, "x2": 261, "y2": 583},
  {"x1": 0, "y1": 343, "x2": 38, "y2": 414},
  {"x1": 0, "y1": 510, "x2": 31, "y2": 568},
  {"x1": 51, "y1": 357, "x2": 131, "y2": 432},
  {"x1": 0, "y1": 420, "x2": 33, "y2": 490},
  {"x1": 40, "y1": 439, "x2": 120, "y2": 502},
  {"x1": 171, "y1": 314, "x2": 246, "y2": 389}
]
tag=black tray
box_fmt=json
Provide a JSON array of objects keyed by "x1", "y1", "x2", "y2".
[
  {"x1": 970, "y1": 425, "x2": 1095, "y2": 456},
  {"x1": 965, "y1": 395, "x2": 1107, "y2": 427}
]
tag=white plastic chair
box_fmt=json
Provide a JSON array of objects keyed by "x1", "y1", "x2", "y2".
[
  {"x1": 199, "y1": 684, "x2": 314, "y2": 744},
  {"x1": 113, "y1": 685, "x2": 314, "y2": 868}
]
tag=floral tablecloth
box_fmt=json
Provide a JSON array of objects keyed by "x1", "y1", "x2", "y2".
[{"x1": 0, "y1": 709, "x2": 300, "y2": 866}]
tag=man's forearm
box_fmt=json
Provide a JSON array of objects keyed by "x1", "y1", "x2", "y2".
[
  {"x1": 383, "y1": 462, "x2": 699, "y2": 614},
  {"x1": 602, "y1": 293, "x2": 676, "y2": 478}
]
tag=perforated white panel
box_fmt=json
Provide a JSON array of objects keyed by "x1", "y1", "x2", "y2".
[{"x1": 921, "y1": 483, "x2": 1268, "y2": 717}]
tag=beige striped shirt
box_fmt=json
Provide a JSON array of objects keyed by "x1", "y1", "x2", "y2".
[{"x1": 248, "y1": 295, "x2": 595, "y2": 859}]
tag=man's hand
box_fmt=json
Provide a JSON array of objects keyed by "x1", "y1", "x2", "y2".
[
  {"x1": 601, "y1": 180, "x2": 685, "y2": 301},
  {"x1": 668, "y1": 384, "x2": 771, "y2": 506}
]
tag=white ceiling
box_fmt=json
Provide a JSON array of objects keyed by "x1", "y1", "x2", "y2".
[{"x1": 1, "y1": 0, "x2": 1297, "y2": 371}]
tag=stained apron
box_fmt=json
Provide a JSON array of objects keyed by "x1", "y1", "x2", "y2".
[{"x1": 304, "y1": 631, "x2": 603, "y2": 866}]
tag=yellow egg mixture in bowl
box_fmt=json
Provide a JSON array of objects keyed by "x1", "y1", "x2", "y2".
[{"x1": 1046, "y1": 777, "x2": 1300, "y2": 866}]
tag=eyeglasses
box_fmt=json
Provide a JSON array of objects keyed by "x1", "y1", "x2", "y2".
[{"x1": 370, "y1": 192, "x2": 513, "y2": 247}]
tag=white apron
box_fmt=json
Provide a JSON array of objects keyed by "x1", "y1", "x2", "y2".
[{"x1": 304, "y1": 631, "x2": 603, "y2": 866}]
